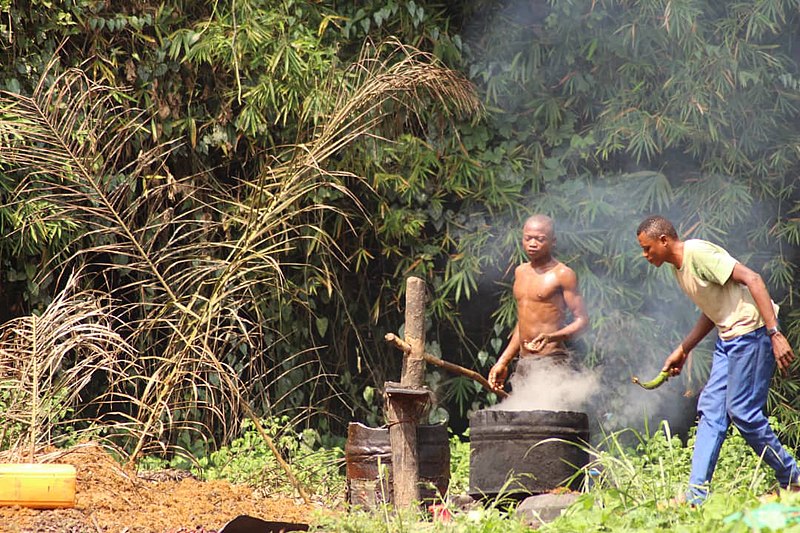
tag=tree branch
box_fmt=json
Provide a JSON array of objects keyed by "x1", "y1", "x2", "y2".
[{"x1": 384, "y1": 333, "x2": 508, "y2": 399}]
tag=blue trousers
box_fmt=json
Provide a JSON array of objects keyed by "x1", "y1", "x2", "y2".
[{"x1": 688, "y1": 327, "x2": 799, "y2": 503}]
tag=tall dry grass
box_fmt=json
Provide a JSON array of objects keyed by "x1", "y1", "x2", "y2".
[{"x1": 0, "y1": 40, "x2": 479, "y2": 494}]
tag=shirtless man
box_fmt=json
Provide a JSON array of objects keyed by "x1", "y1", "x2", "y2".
[{"x1": 488, "y1": 215, "x2": 589, "y2": 392}]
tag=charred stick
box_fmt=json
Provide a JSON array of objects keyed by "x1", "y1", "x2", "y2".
[{"x1": 384, "y1": 333, "x2": 509, "y2": 399}]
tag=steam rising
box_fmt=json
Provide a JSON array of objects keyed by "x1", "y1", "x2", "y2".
[{"x1": 489, "y1": 357, "x2": 600, "y2": 412}]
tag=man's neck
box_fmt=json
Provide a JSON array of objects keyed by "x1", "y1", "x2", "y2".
[
  {"x1": 529, "y1": 256, "x2": 556, "y2": 271},
  {"x1": 667, "y1": 240, "x2": 684, "y2": 269}
]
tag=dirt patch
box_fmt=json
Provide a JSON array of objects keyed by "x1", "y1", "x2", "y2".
[{"x1": 0, "y1": 443, "x2": 330, "y2": 532}]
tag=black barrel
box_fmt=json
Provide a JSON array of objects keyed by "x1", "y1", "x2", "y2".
[
  {"x1": 469, "y1": 409, "x2": 589, "y2": 498},
  {"x1": 345, "y1": 422, "x2": 450, "y2": 508}
]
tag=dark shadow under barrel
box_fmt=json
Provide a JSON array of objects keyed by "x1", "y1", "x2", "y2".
[{"x1": 469, "y1": 409, "x2": 590, "y2": 499}]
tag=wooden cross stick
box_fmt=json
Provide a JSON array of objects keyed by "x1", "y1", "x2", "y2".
[{"x1": 384, "y1": 333, "x2": 508, "y2": 399}]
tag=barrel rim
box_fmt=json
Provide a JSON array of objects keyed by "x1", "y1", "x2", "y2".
[
  {"x1": 347, "y1": 421, "x2": 450, "y2": 430},
  {"x1": 470, "y1": 408, "x2": 589, "y2": 416}
]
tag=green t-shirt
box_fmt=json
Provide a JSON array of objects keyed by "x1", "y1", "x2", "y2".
[{"x1": 671, "y1": 239, "x2": 776, "y2": 340}]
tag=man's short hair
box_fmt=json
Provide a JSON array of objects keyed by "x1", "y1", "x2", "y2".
[
  {"x1": 524, "y1": 214, "x2": 555, "y2": 237},
  {"x1": 636, "y1": 215, "x2": 678, "y2": 239}
]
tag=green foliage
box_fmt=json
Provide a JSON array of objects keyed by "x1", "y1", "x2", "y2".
[
  {"x1": 310, "y1": 505, "x2": 425, "y2": 533},
  {"x1": 171, "y1": 0, "x2": 338, "y2": 138},
  {"x1": 545, "y1": 420, "x2": 796, "y2": 531},
  {"x1": 312, "y1": 505, "x2": 534, "y2": 532},
  {"x1": 0, "y1": 382, "x2": 74, "y2": 450},
  {"x1": 199, "y1": 417, "x2": 345, "y2": 498},
  {"x1": 0, "y1": 14, "x2": 479, "y2": 467},
  {"x1": 140, "y1": 417, "x2": 346, "y2": 498},
  {"x1": 593, "y1": 421, "x2": 776, "y2": 500},
  {"x1": 134, "y1": 417, "x2": 800, "y2": 531},
  {"x1": 448, "y1": 432, "x2": 470, "y2": 495},
  {"x1": 2, "y1": 0, "x2": 800, "y2": 452}
]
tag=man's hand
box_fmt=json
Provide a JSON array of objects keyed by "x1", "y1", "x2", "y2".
[
  {"x1": 662, "y1": 345, "x2": 688, "y2": 376},
  {"x1": 772, "y1": 332, "x2": 795, "y2": 375},
  {"x1": 523, "y1": 333, "x2": 551, "y2": 353},
  {"x1": 488, "y1": 362, "x2": 508, "y2": 392}
]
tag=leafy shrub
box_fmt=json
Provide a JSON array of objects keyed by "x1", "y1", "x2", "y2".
[
  {"x1": 447, "y1": 432, "x2": 470, "y2": 495},
  {"x1": 544, "y1": 419, "x2": 796, "y2": 531},
  {"x1": 140, "y1": 417, "x2": 346, "y2": 499}
]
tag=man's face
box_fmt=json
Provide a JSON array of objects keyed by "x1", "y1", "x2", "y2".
[
  {"x1": 637, "y1": 232, "x2": 667, "y2": 267},
  {"x1": 522, "y1": 221, "x2": 553, "y2": 261}
]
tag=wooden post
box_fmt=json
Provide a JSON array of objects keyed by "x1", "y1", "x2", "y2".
[
  {"x1": 401, "y1": 277, "x2": 426, "y2": 387},
  {"x1": 385, "y1": 276, "x2": 428, "y2": 508}
]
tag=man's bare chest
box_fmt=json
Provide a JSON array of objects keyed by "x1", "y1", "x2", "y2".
[{"x1": 514, "y1": 270, "x2": 562, "y2": 302}]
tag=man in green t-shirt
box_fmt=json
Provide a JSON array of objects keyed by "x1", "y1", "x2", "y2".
[{"x1": 636, "y1": 215, "x2": 798, "y2": 504}]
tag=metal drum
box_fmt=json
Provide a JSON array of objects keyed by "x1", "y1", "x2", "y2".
[
  {"x1": 345, "y1": 422, "x2": 450, "y2": 508},
  {"x1": 469, "y1": 409, "x2": 589, "y2": 498}
]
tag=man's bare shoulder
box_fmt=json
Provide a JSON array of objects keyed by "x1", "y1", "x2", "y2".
[
  {"x1": 552, "y1": 261, "x2": 579, "y2": 284},
  {"x1": 550, "y1": 261, "x2": 578, "y2": 283},
  {"x1": 552, "y1": 260, "x2": 575, "y2": 273}
]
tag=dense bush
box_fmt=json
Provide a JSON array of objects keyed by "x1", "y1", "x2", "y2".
[{"x1": 1, "y1": 0, "x2": 800, "y2": 455}]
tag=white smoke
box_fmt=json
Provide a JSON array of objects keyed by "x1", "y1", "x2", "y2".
[{"x1": 489, "y1": 357, "x2": 601, "y2": 412}]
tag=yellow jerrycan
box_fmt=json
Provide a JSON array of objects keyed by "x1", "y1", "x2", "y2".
[{"x1": 0, "y1": 463, "x2": 76, "y2": 509}]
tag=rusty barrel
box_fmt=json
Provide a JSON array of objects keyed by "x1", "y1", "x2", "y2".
[
  {"x1": 345, "y1": 422, "x2": 450, "y2": 508},
  {"x1": 469, "y1": 409, "x2": 589, "y2": 498}
]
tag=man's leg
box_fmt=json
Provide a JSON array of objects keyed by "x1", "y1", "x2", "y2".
[
  {"x1": 726, "y1": 328, "x2": 800, "y2": 487},
  {"x1": 687, "y1": 339, "x2": 730, "y2": 503}
]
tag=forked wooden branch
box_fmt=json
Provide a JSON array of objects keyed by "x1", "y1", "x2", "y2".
[{"x1": 384, "y1": 333, "x2": 508, "y2": 399}]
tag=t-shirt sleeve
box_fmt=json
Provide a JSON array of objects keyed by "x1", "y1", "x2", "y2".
[{"x1": 691, "y1": 242, "x2": 738, "y2": 285}]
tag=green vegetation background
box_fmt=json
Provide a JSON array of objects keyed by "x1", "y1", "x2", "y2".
[{"x1": 1, "y1": 0, "x2": 800, "y2": 469}]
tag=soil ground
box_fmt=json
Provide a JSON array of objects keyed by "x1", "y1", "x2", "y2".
[{"x1": 0, "y1": 443, "x2": 329, "y2": 533}]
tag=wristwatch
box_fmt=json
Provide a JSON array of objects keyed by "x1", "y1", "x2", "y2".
[{"x1": 767, "y1": 326, "x2": 780, "y2": 337}]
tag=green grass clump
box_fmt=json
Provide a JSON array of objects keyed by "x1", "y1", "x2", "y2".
[
  {"x1": 139, "y1": 417, "x2": 346, "y2": 499},
  {"x1": 543, "y1": 419, "x2": 795, "y2": 532},
  {"x1": 311, "y1": 503, "x2": 533, "y2": 532},
  {"x1": 448, "y1": 432, "x2": 470, "y2": 494}
]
